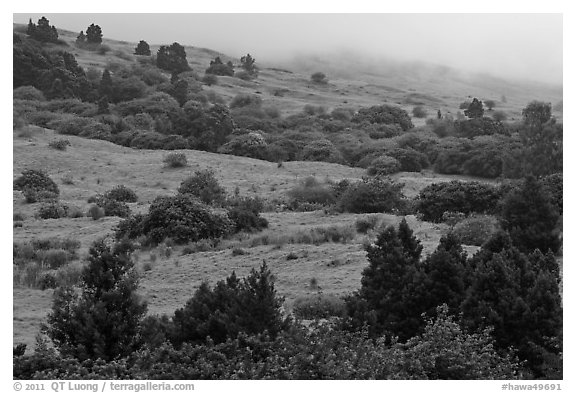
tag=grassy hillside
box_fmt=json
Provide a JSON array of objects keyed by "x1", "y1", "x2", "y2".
[
  {"x1": 12, "y1": 24, "x2": 561, "y2": 352},
  {"x1": 14, "y1": 127, "x2": 488, "y2": 349}
]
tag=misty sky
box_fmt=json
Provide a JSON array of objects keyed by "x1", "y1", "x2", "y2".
[{"x1": 13, "y1": 13, "x2": 563, "y2": 85}]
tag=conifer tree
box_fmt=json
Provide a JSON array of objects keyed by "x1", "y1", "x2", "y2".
[
  {"x1": 500, "y1": 176, "x2": 561, "y2": 253},
  {"x1": 76, "y1": 31, "x2": 86, "y2": 46},
  {"x1": 99, "y1": 69, "x2": 113, "y2": 98},
  {"x1": 45, "y1": 239, "x2": 147, "y2": 361},
  {"x1": 86, "y1": 23, "x2": 103, "y2": 44},
  {"x1": 464, "y1": 98, "x2": 484, "y2": 119},
  {"x1": 134, "y1": 40, "x2": 151, "y2": 56}
]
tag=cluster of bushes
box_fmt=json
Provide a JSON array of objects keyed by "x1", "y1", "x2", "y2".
[
  {"x1": 115, "y1": 170, "x2": 268, "y2": 245},
  {"x1": 415, "y1": 180, "x2": 501, "y2": 222},
  {"x1": 286, "y1": 176, "x2": 406, "y2": 214},
  {"x1": 13, "y1": 237, "x2": 81, "y2": 289}
]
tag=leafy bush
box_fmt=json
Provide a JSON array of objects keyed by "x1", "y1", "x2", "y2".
[
  {"x1": 201, "y1": 74, "x2": 218, "y2": 86},
  {"x1": 416, "y1": 181, "x2": 501, "y2": 223},
  {"x1": 453, "y1": 215, "x2": 500, "y2": 246},
  {"x1": 48, "y1": 139, "x2": 71, "y2": 150},
  {"x1": 230, "y1": 93, "x2": 262, "y2": 109},
  {"x1": 287, "y1": 177, "x2": 336, "y2": 206},
  {"x1": 412, "y1": 106, "x2": 427, "y2": 118},
  {"x1": 117, "y1": 194, "x2": 232, "y2": 245},
  {"x1": 355, "y1": 215, "x2": 380, "y2": 233},
  {"x1": 299, "y1": 139, "x2": 343, "y2": 163},
  {"x1": 87, "y1": 205, "x2": 105, "y2": 220},
  {"x1": 310, "y1": 72, "x2": 328, "y2": 84},
  {"x1": 163, "y1": 152, "x2": 188, "y2": 168},
  {"x1": 366, "y1": 155, "x2": 401, "y2": 176},
  {"x1": 177, "y1": 169, "x2": 227, "y2": 206},
  {"x1": 13, "y1": 86, "x2": 46, "y2": 101},
  {"x1": 14, "y1": 169, "x2": 60, "y2": 196},
  {"x1": 226, "y1": 196, "x2": 269, "y2": 233},
  {"x1": 293, "y1": 294, "x2": 346, "y2": 319},
  {"x1": 104, "y1": 185, "x2": 138, "y2": 203},
  {"x1": 337, "y1": 178, "x2": 405, "y2": 213},
  {"x1": 95, "y1": 197, "x2": 131, "y2": 218},
  {"x1": 385, "y1": 147, "x2": 429, "y2": 172},
  {"x1": 47, "y1": 115, "x2": 111, "y2": 140},
  {"x1": 352, "y1": 104, "x2": 414, "y2": 131},
  {"x1": 37, "y1": 202, "x2": 69, "y2": 219}
]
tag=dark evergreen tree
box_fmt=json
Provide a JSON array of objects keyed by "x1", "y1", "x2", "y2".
[
  {"x1": 418, "y1": 233, "x2": 468, "y2": 316},
  {"x1": 240, "y1": 53, "x2": 257, "y2": 75},
  {"x1": 345, "y1": 222, "x2": 424, "y2": 340},
  {"x1": 500, "y1": 176, "x2": 561, "y2": 254},
  {"x1": 464, "y1": 98, "x2": 484, "y2": 119},
  {"x1": 206, "y1": 56, "x2": 234, "y2": 76},
  {"x1": 97, "y1": 96, "x2": 110, "y2": 114},
  {"x1": 86, "y1": 23, "x2": 103, "y2": 44},
  {"x1": 76, "y1": 31, "x2": 86, "y2": 46},
  {"x1": 170, "y1": 79, "x2": 188, "y2": 106},
  {"x1": 461, "y1": 244, "x2": 562, "y2": 378},
  {"x1": 170, "y1": 262, "x2": 288, "y2": 347},
  {"x1": 99, "y1": 69, "x2": 113, "y2": 98},
  {"x1": 156, "y1": 42, "x2": 190, "y2": 74},
  {"x1": 134, "y1": 40, "x2": 151, "y2": 56},
  {"x1": 522, "y1": 101, "x2": 552, "y2": 128},
  {"x1": 26, "y1": 18, "x2": 36, "y2": 36},
  {"x1": 45, "y1": 239, "x2": 147, "y2": 361}
]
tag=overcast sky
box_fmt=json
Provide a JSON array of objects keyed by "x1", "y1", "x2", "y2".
[{"x1": 13, "y1": 13, "x2": 563, "y2": 85}]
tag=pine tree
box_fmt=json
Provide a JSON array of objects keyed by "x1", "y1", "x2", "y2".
[
  {"x1": 500, "y1": 176, "x2": 561, "y2": 253},
  {"x1": 26, "y1": 18, "x2": 36, "y2": 36},
  {"x1": 346, "y1": 222, "x2": 423, "y2": 340},
  {"x1": 464, "y1": 98, "x2": 484, "y2": 119},
  {"x1": 99, "y1": 69, "x2": 113, "y2": 98},
  {"x1": 86, "y1": 23, "x2": 103, "y2": 44},
  {"x1": 134, "y1": 40, "x2": 151, "y2": 56},
  {"x1": 240, "y1": 53, "x2": 257, "y2": 75},
  {"x1": 156, "y1": 42, "x2": 190, "y2": 74},
  {"x1": 45, "y1": 239, "x2": 147, "y2": 361},
  {"x1": 76, "y1": 31, "x2": 86, "y2": 46}
]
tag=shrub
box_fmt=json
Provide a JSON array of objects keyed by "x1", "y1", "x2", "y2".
[
  {"x1": 38, "y1": 202, "x2": 69, "y2": 219},
  {"x1": 104, "y1": 185, "x2": 138, "y2": 203},
  {"x1": 13, "y1": 86, "x2": 46, "y2": 101},
  {"x1": 47, "y1": 115, "x2": 111, "y2": 140},
  {"x1": 385, "y1": 147, "x2": 429, "y2": 172},
  {"x1": 235, "y1": 70, "x2": 252, "y2": 80},
  {"x1": 48, "y1": 139, "x2": 71, "y2": 151},
  {"x1": 230, "y1": 93, "x2": 262, "y2": 109},
  {"x1": 366, "y1": 155, "x2": 401, "y2": 176},
  {"x1": 293, "y1": 294, "x2": 346, "y2": 319},
  {"x1": 177, "y1": 169, "x2": 227, "y2": 206},
  {"x1": 22, "y1": 188, "x2": 59, "y2": 204},
  {"x1": 412, "y1": 106, "x2": 427, "y2": 118},
  {"x1": 14, "y1": 169, "x2": 60, "y2": 196},
  {"x1": 299, "y1": 139, "x2": 344, "y2": 163},
  {"x1": 95, "y1": 197, "x2": 131, "y2": 218},
  {"x1": 163, "y1": 152, "x2": 188, "y2": 168},
  {"x1": 337, "y1": 178, "x2": 405, "y2": 213},
  {"x1": 453, "y1": 215, "x2": 500, "y2": 246},
  {"x1": 352, "y1": 104, "x2": 414, "y2": 131},
  {"x1": 201, "y1": 74, "x2": 218, "y2": 86},
  {"x1": 37, "y1": 249, "x2": 73, "y2": 269},
  {"x1": 226, "y1": 196, "x2": 269, "y2": 233},
  {"x1": 355, "y1": 215, "x2": 380, "y2": 233},
  {"x1": 120, "y1": 194, "x2": 232, "y2": 245},
  {"x1": 416, "y1": 181, "x2": 501, "y2": 223},
  {"x1": 492, "y1": 110, "x2": 508, "y2": 122},
  {"x1": 287, "y1": 177, "x2": 336, "y2": 206},
  {"x1": 310, "y1": 72, "x2": 328, "y2": 84}
]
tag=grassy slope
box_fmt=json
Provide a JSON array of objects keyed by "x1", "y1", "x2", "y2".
[{"x1": 13, "y1": 25, "x2": 562, "y2": 350}]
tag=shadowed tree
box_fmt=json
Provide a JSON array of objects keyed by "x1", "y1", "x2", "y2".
[
  {"x1": 464, "y1": 98, "x2": 484, "y2": 119},
  {"x1": 86, "y1": 23, "x2": 103, "y2": 44},
  {"x1": 134, "y1": 40, "x2": 151, "y2": 56}
]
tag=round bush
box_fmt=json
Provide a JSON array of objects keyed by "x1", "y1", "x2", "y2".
[
  {"x1": 13, "y1": 86, "x2": 46, "y2": 101},
  {"x1": 96, "y1": 197, "x2": 131, "y2": 218},
  {"x1": 337, "y1": 178, "x2": 405, "y2": 214},
  {"x1": 367, "y1": 155, "x2": 401, "y2": 176},
  {"x1": 88, "y1": 205, "x2": 105, "y2": 220},
  {"x1": 141, "y1": 194, "x2": 233, "y2": 244},
  {"x1": 453, "y1": 215, "x2": 500, "y2": 246},
  {"x1": 412, "y1": 106, "x2": 428, "y2": 118},
  {"x1": 178, "y1": 169, "x2": 227, "y2": 206},
  {"x1": 163, "y1": 152, "x2": 188, "y2": 168},
  {"x1": 14, "y1": 169, "x2": 60, "y2": 196},
  {"x1": 38, "y1": 202, "x2": 69, "y2": 219},
  {"x1": 48, "y1": 139, "x2": 71, "y2": 151},
  {"x1": 104, "y1": 185, "x2": 138, "y2": 203}
]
